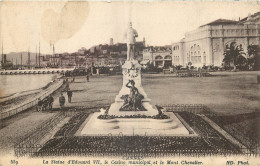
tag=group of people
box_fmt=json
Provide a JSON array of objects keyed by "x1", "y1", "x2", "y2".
[
  {"x1": 37, "y1": 74, "x2": 91, "y2": 111},
  {"x1": 58, "y1": 90, "x2": 73, "y2": 109},
  {"x1": 37, "y1": 95, "x2": 54, "y2": 112}
]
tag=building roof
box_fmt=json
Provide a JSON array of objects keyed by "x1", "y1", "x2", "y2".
[
  {"x1": 239, "y1": 12, "x2": 260, "y2": 22},
  {"x1": 200, "y1": 19, "x2": 238, "y2": 27}
]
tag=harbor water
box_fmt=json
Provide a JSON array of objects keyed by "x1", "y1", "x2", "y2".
[{"x1": 0, "y1": 74, "x2": 57, "y2": 98}]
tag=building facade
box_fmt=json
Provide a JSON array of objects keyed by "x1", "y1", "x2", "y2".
[
  {"x1": 143, "y1": 47, "x2": 172, "y2": 68},
  {"x1": 172, "y1": 12, "x2": 260, "y2": 67}
]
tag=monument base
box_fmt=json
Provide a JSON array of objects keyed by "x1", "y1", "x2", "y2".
[
  {"x1": 77, "y1": 112, "x2": 192, "y2": 136},
  {"x1": 108, "y1": 101, "x2": 159, "y2": 116}
]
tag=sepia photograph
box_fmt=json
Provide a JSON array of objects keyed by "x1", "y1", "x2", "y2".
[{"x1": 0, "y1": 1, "x2": 259, "y2": 165}]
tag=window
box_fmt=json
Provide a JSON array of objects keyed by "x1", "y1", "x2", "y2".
[{"x1": 198, "y1": 56, "x2": 201, "y2": 62}]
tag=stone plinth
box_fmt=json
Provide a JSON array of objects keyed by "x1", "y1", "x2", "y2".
[{"x1": 78, "y1": 112, "x2": 191, "y2": 136}]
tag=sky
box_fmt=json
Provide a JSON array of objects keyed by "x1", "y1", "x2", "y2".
[{"x1": 0, "y1": 1, "x2": 259, "y2": 54}]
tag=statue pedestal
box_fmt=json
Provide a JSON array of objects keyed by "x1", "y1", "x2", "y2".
[
  {"x1": 107, "y1": 60, "x2": 158, "y2": 116},
  {"x1": 78, "y1": 112, "x2": 191, "y2": 136}
]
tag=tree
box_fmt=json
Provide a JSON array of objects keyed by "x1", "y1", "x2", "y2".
[
  {"x1": 223, "y1": 43, "x2": 246, "y2": 70},
  {"x1": 247, "y1": 45, "x2": 259, "y2": 70}
]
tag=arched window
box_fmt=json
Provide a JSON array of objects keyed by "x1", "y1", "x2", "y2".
[
  {"x1": 164, "y1": 55, "x2": 172, "y2": 60},
  {"x1": 155, "y1": 56, "x2": 163, "y2": 60}
]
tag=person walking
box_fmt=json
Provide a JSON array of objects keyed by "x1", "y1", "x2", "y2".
[
  {"x1": 65, "y1": 81, "x2": 70, "y2": 91},
  {"x1": 36, "y1": 98, "x2": 43, "y2": 112},
  {"x1": 48, "y1": 95, "x2": 54, "y2": 111},
  {"x1": 59, "y1": 93, "x2": 65, "y2": 109},
  {"x1": 86, "y1": 73, "x2": 89, "y2": 82},
  {"x1": 67, "y1": 89, "x2": 73, "y2": 103},
  {"x1": 42, "y1": 98, "x2": 48, "y2": 111}
]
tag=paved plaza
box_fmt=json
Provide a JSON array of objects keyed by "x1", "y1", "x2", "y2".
[{"x1": 53, "y1": 71, "x2": 260, "y2": 115}]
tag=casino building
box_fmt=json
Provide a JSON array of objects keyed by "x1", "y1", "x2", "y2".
[{"x1": 172, "y1": 12, "x2": 260, "y2": 67}]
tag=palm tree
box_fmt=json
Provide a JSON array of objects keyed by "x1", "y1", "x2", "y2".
[
  {"x1": 247, "y1": 45, "x2": 259, "y2": 70},
  {"x1": 223, "y1": 42, "x2": 246, "y2": 70}
]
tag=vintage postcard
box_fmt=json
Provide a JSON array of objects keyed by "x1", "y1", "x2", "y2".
[{"x1": 0, "y1": 0, "x2": 259, "y2": 166}]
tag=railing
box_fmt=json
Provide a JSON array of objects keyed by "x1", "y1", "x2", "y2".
[
  {"x1": 0, "y1": 68, "x2": 74, "y2": 75},
  {"x1": 0, "y1": 80, "x2": 64, "y2": 120},
  {"x1": 176, "y1": 70, "x2": 209, "y2": 77},
  {"x1": 14, "y1": 111, "x2": 69, "y2": 157},
  {"x1": 156, "y1": 104, "x2": 206, "y2": 114}
]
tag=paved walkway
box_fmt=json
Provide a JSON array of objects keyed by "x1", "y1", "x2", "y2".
[{"x1": 52, "y1": 76, "x2": 121, "y2": 109}]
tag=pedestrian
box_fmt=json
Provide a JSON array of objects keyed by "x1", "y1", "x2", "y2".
[
  {"x1": 67, "y1": 89, "x2": 73, "y2": 103},
  {"x1": 42, "y1": 98, "x2": 48, "y2": 111},
  {"x1": 48, "y1": 95, "x2": 54, "y2": 111},
  {"x1": 86, "y1": 73, "x2": 89, "y2": 82},
  {"x1": 65, "y1": 81, "x2": 70, "y2": 91},
  {"x1": 59, "y1": 93, "x2": 65, "y2": 109},
  {"x1": 37, "y1": 98, "x2": 43, "y2": 112}
]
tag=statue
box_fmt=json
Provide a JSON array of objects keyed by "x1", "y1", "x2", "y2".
[
  {"x1": 126, "y1": 22, "x2": 138, "y2": 60},
  {"x1": 120, "y1": 80, "x2": 146, "y2": 111}
]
